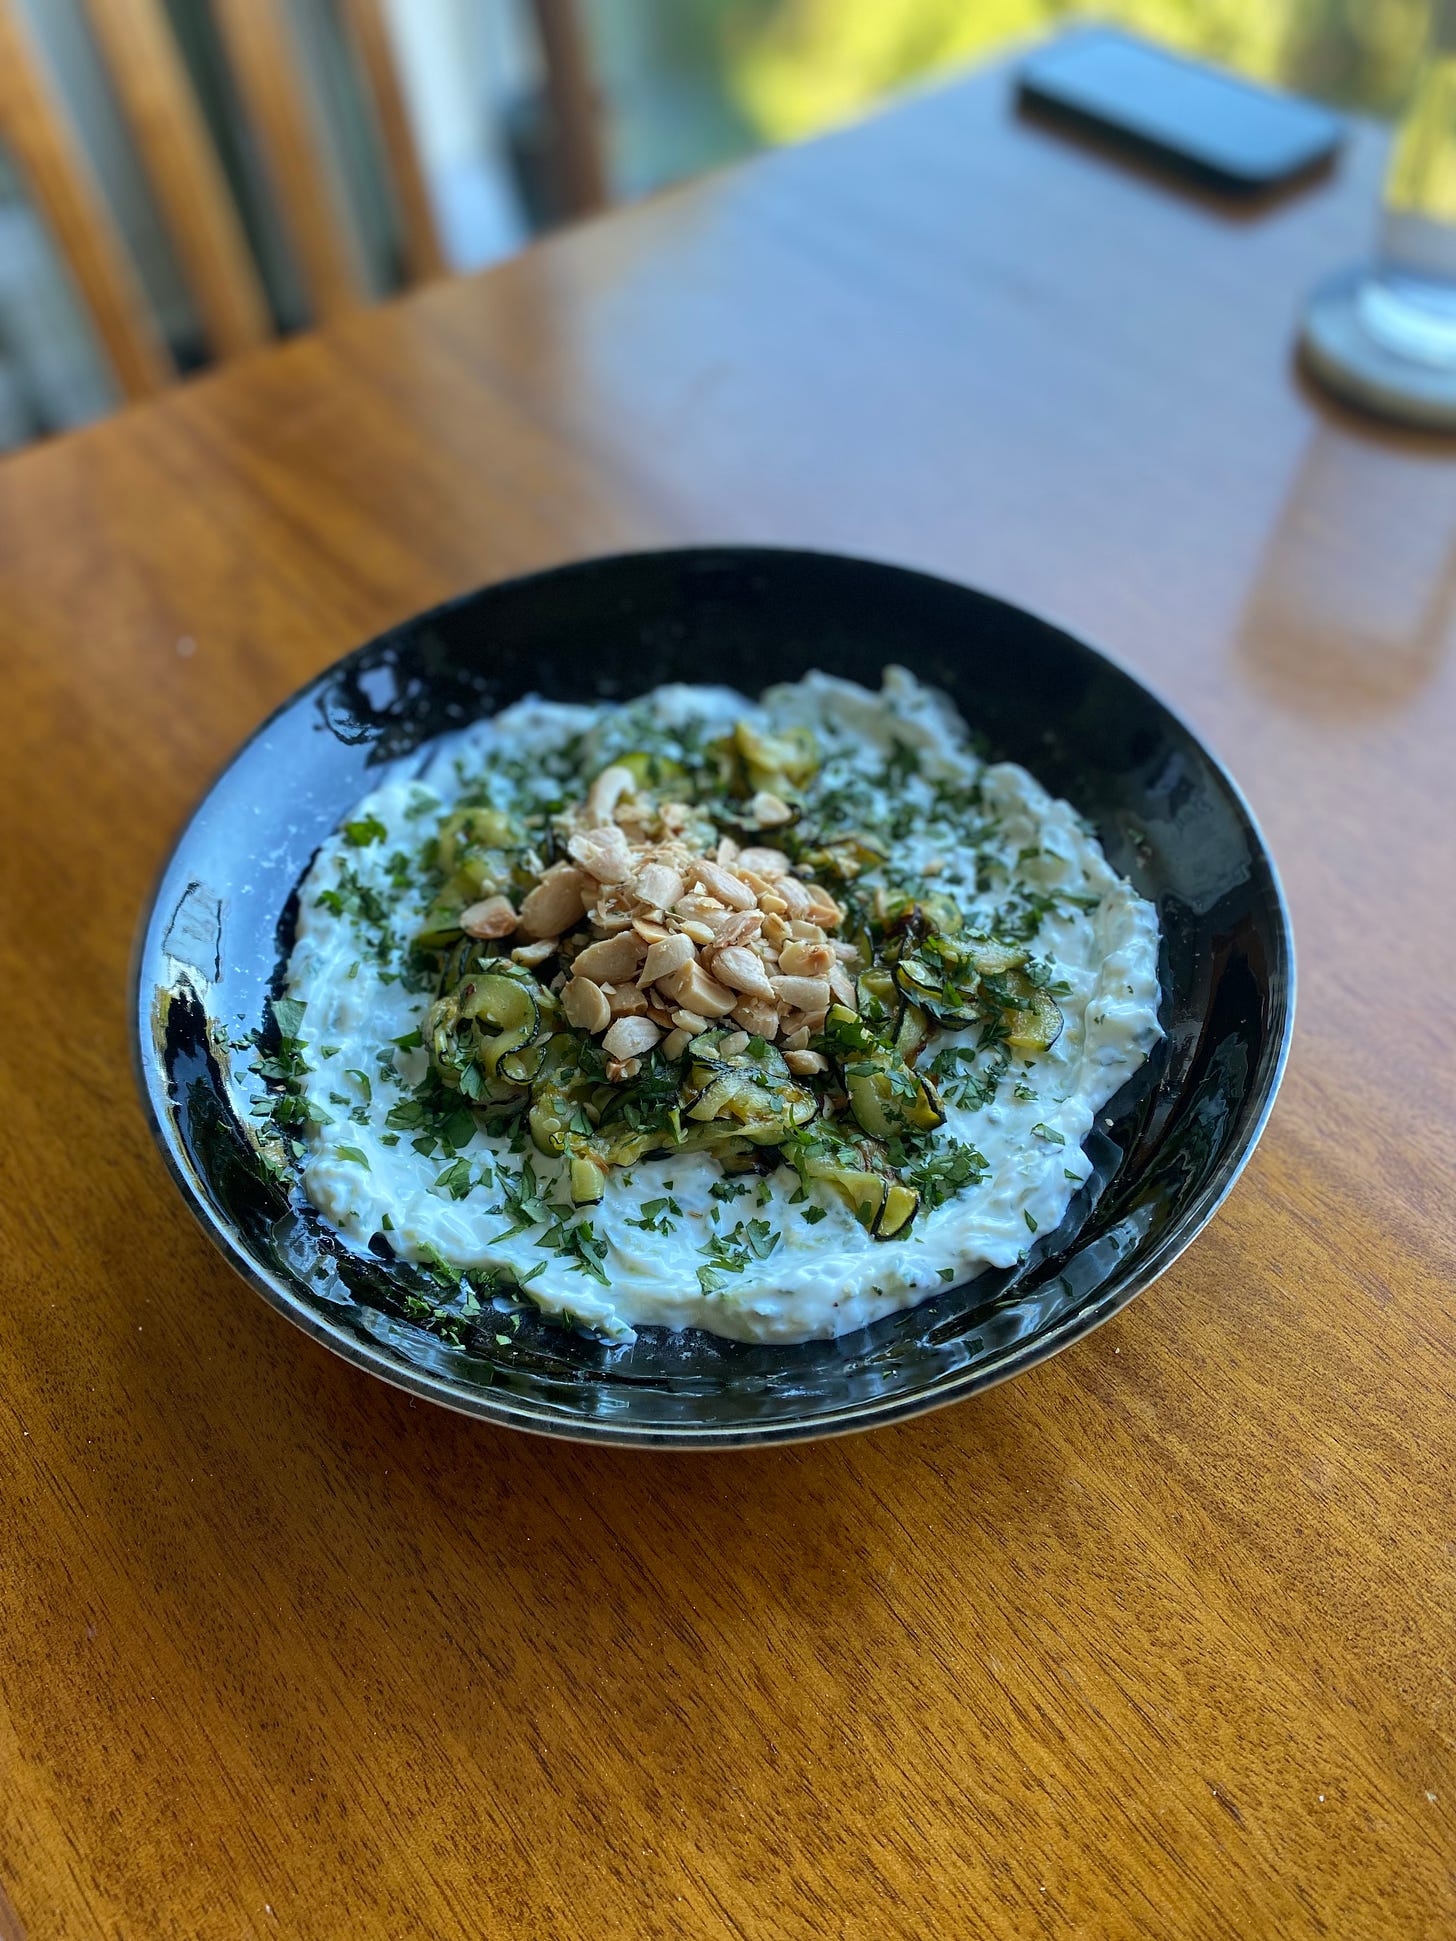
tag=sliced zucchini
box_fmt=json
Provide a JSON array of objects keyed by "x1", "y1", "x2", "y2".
[
  {"x1": 820, "y1": 1003, "x2": 876, "y2": 1057},
  {"x1": 796, "y1": 1145, "x2": 921, "y2": 1240},
  {"x1": 528, "y1": 1039, "x2": 592, "y2": 1154},
  {"x1": 891, "y1": 954, "x2": 977, "y2": 1026},
  {"x1": 598, "y1": 1126, "x2": 664, "y2": 1169},
  {"x1": 855, "y1": 967, "x2": 899, "y2": 1027},
  {"x1": 732, "y1": 720, "x2": 820, "y2": 795},
  {"x1": 458, "y1": 972, "x2": 539, "y2": 1074},
  {"x1": 1003, "y1": 987, "x2": 1063, "y2": 1053},
  {"x1": 436, "y1": 806, "x2": 522, "y2": 876},
  {"x1": 893, "y1": 1002, "x2": 932, "y2": 1064},
  {"x1": 877, "y1": 1182, "x2": 920, "y2": 1239},
  {"x1": 429, "y1": 967, "x2": 556, "y2": 1092},
  {"x1": 796, "y1": 834, "x2": 887, "y2": 883},
  {"x1": 843, "y1": 1054, "x2": 945, "y2": 1141},
  {"x1": 686, "y1": 1068, "x2": 817, "y2": 1142},
  {"x1": 966, "y1": 938, "x2": 1028, "y2": 977},
  {"x1": 568, "y1": 1154, "x2": 607, "y2": 1204},
  {"x1": 616, "y1": 748, "x2": 690, "y2": 793}
]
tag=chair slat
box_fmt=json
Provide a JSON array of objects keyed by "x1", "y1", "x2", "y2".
[
  {"x1": 212, "y1": 0, "x2": 367, "y2": 323},
  {"x1": 81, "y1": 0, "x2": 271, "y2": 359},
  {"x1": 0, "y1": 0, "x2": 172, "y2": 401},
  {"x1": 531, "y1": 0, "x2": 608, "y2": 216},
  {"x1": 338, "y1": 0, "x2": 445, "y2": 284}
]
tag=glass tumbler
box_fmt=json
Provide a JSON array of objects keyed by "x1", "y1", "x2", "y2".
[{"x1": 1301, "y1": 0, "x2": 1456, "y2": 427}]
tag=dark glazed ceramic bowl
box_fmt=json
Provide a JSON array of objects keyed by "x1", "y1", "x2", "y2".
[{"x1": 134, "y1": 547, "x2": 1293, "y2": 1447}]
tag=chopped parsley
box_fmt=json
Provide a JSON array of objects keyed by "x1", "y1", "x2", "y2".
[{"x1": 343, "y1": 812, "x2": 387, "y2": 846}]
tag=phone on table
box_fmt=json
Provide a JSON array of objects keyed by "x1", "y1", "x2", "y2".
[{"x1": 1018, "y1": 28, "x2": 1344, "y2": 195}]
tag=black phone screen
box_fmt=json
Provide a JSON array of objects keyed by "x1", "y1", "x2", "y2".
[{"x1": 1018, "y1": 29, "x2": 1344, "y2": 192}]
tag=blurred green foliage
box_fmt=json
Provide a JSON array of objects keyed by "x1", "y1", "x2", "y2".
[{"x1": 623, "y1": 0, "x2": 1429, "y2": 154}]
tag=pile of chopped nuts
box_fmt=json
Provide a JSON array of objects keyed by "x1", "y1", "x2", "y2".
[{"x1": 455, "y1": 762, "x2": 860, "y2": 1081}]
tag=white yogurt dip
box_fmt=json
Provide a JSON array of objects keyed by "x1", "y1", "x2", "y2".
[{"x1": 264, "y1": 668, "x2": 1161, "y2": 1343}]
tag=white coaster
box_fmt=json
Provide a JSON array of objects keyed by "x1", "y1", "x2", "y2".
[{"x1": 1300, "y1": 264, "x2": 1456, "y2": 431}]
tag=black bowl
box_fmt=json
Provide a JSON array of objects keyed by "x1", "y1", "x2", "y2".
[{"x1": 134, "y1": 547, "x2": 1293, "y2": 1447}]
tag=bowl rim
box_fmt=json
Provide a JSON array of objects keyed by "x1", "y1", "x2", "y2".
[{"x1": 132, "y1": 544, "x2": 1296, "y2": 1449}]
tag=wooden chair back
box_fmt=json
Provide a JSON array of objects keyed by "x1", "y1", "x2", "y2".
[{"x1": 0, "y1": 0, "x2": 535, "y2": 403}]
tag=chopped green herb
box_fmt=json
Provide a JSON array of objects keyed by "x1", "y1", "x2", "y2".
[
  {"x1": 271, "y1": 996, "x2": 306, "y2": 1040},
  {"x1": 434, "y1": 1157, "x2": 474, "y2": 1200}
]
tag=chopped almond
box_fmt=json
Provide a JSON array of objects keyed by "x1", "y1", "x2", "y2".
[
  {"x1": 568, "y1": 822, "x2": 632, "y2": 883},
  {"x1": 586, "y1": 764, "x2": 634, "y2": 825},
  {"x1": 656, "y1": 961, "x2": 738, "y2": 1018},
  {"x1": 784, "y1": 1049, "x2": 828, "y2": 1076},
  {"x1": 781, "y1": 1026, "x2": 811, "y2": 1052},
  {"x1": 706, "y1": 910, "x2": 762, "y2": 952},
  {"x1": 603, "y1": 1015, "x2": 661, "y2": 1061},
  {"x1": 714, "y1": 945, "x2": 776, "y2": 1000},
  {"x1": 632, "y1": 917, "x2": 671, "y2": 944},
  {"x1": 640, "y1": 933, "x2": 695, "y2": 984},
  {"x1": 571, "y1": 931, "x2": 647, "y2": 983},
  {"x1": 779, "y1": 938, "x2": 836, "y2": 978},
  {"x1": 662, "y1": 1027, "x2": 692, "y2": 1061},
  {"x1": 771, "y1": 974, "x2": 831, "y2": 1017},
  {"x1": 670, "y1": 1009, "x2": 709, "y2": 1035},
  {"x1": 776, "y1": 877, "x2": 814, "y2": 919},
  {"x1": 730, "y1": 997, "x2": 779, "y2": 1040},
  {"x1": 736, "y1": 847, "x2": 790, "y2": 878},
  {"x1": 510, "y1": 939, "x2": 555, "y2": 968},
  {"x1": 747, "y1": 791, "x2": 793, "y2": 826},
  {"x1": 689, "y1": 860, "x2": 757, "y2": 911},
  {"x1": 679, "y1": 919, "x2": 716, "y2": 948},
  {"x1": 459, "y1": 894, "x2": 518, "y2": 940},
  {"x1": 674, "y1": 893, "x2": 728, "y2": 924},
  {"x1": 828, "y1": 965, "x2": 857, "y2": 1008},
  {"x1": 718, "y1": 1030, "x2": 751, "y2": 1058},
  {"x1": 562, "y1": 976, "x2": 611, "y2": 1035},
  {"x1": 518, "y1": 864, "x2": 590, "y2": 940},
  {"x1": 634, "y1": 861, "x2": 685, "y2": 910}
]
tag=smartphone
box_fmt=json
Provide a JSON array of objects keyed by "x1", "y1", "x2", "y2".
[{"x1": 1018, "y1": 28, "x2": 1344, "y2": 194}]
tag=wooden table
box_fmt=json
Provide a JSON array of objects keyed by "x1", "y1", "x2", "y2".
[{"x1": 3, "y1": 60, "x2": 1453, "y2": 1941}]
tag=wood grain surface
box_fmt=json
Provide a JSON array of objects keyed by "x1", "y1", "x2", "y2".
[{"x1": 2, "y1": 63, "x2": 1453, "y2": 1941}]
